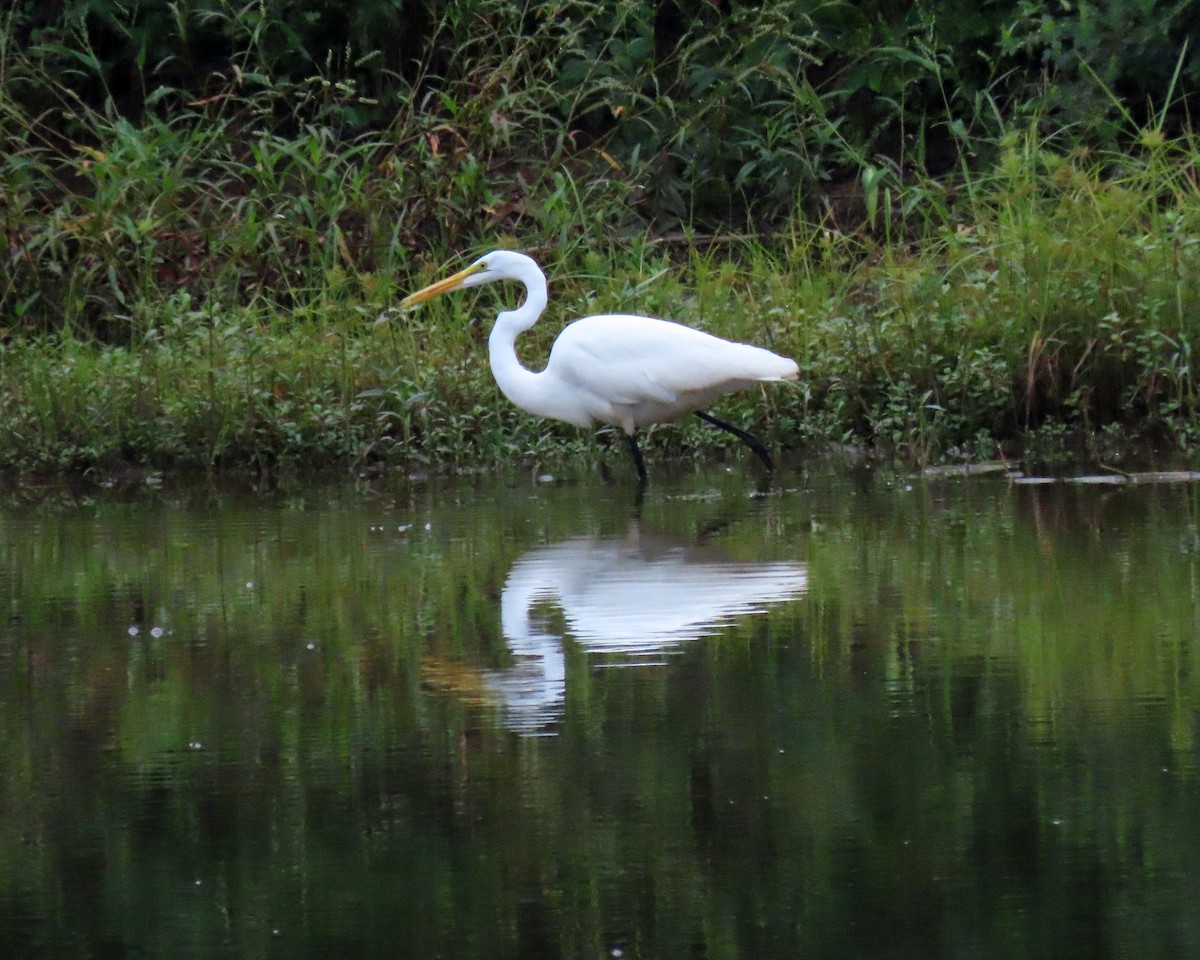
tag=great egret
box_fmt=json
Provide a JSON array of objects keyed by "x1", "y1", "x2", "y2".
[{"x1": 399, "y1": 250, "x2": 798, "y2": 481}]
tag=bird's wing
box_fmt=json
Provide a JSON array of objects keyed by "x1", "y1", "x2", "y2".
[{"x1": 549, "y1": 315, "x2": 794, "y2": 408}]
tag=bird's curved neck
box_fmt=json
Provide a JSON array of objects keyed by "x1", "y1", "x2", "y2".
[{"x1": 487, "y1": 271, "x2": 557, "y2": 417}]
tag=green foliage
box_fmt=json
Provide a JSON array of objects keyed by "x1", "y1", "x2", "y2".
[
  {"x1": 552, "y1": 0, "x2": 825, "y2": 226},
  {"x1": 1000, "y1": 0, "x2": 1200, "y2": 135},
  {"x1": 2, "y1": 0, "x2": 1200, "y2": 476},
  {"x1": 8, "y1": 0, "x2": 1195, "y2": 239},
  {"x1": 778, "y1": 128, "x2": 1200, "y2": 462}
]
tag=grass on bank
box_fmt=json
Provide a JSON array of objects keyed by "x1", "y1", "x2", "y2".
[
  {"x1": 3, "y1": 125, "x2": 1199, "y2": 479},
  {"x1": 2, "y1": 22, "x2": 1199, "y2": 477}
]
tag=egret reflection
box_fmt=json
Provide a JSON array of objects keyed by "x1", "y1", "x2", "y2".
[{"x1": 481, "y1": 526, "x2": 807, "y2": 733}]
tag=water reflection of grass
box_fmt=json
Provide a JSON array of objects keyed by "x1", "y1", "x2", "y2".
[
  {"x1": 1, "y1": 475, "x2": 1197, "y2": 956},
  {"x1": 2, "y1": 478, "x2": 1197, "y2": 749},
  {"x1": 801, "y1": 478, "x2": 1200, "y2": 755}
]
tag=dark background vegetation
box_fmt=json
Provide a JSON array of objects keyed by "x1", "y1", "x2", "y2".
[{"x1": 10, "y1": 0, "x2": 1198, "y2": 234}]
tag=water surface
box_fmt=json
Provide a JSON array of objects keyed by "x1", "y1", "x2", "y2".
[{"x1": 1, "y1": 466, "x2": 1198, "y2": 959}]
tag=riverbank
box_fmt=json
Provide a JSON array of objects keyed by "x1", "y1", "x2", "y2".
[
  {"x1": 3, "y1": 3, "x2": 1198, "y2": 479},
  {"x1": 5, "y1": 128, "x2": 1200, "y2": 479}
]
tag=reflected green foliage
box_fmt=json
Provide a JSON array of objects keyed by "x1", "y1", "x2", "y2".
[{"x1": 1, "y1": 469, "x2": 1198, "y2": 957}]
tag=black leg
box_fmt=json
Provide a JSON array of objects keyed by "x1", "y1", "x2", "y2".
[
  {"x1": 695, "y1": 411, "x2": 774, "y2": 471},
  {"x1": 594, "y1": 429, "x2": 614, "y2": 484},
  {"x1": 626, "y1": 433, "x2": 648, "y2": 485}
]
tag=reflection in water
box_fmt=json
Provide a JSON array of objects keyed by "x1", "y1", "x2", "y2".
[
  {"x1": 4, "y1": 472, "x2": 1200, "y2": 960},
  {"x1": 486, "y1": 525, "x2": 808, "y2": 733}
]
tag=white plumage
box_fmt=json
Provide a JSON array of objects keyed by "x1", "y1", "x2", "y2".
[{"x1": 400, "y1": 250, "x2": 797, "y2": 480}]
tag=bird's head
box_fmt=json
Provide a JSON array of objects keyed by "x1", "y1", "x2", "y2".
[{"x1": 400, "y1": 250, "x2": 540, "y2": 308}]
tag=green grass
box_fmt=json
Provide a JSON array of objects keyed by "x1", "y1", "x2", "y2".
[{"x1": 2, "y1": 5, "x2": 1199, "y2": 478}]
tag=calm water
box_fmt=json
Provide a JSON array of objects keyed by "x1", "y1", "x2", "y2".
[{"x1": 1, "y1": 464, "x2": 1198, "y2": 959}]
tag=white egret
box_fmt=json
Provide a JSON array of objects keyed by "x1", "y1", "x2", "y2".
[{"x1": 399, "y1": 250, "x2": 798, "y2": 481}]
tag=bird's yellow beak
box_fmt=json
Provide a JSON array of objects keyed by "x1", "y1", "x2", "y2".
[{"x1": 399, "y1": 261, "x2": 486, "y2": 309}]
